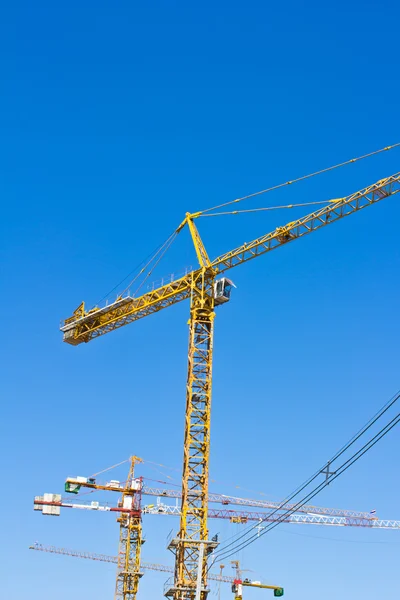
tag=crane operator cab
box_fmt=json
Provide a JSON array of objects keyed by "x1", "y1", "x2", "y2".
[{"x1": 214, "y1": 277, "x2": 236, "y2": 306}]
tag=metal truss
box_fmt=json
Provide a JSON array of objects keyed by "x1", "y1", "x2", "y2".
[
  {"x1": 143, "y1": 502, "x2": 400, "y2": 530},
  {"x1": 141, "y1": 486, "x2": 377, "y2": 520},
  {"x1": 29, "y1": 543, "x2": 246, "y2": 584},
  {"x1": 170, "y1": 263, "x2": 216, "y2": 599}
]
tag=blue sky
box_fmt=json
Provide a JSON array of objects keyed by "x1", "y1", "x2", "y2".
[{"x1": 1, "y1": 1, "x2": 400, "y2": 598}]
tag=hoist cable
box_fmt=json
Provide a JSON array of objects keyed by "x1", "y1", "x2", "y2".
[{"x1": 130, "y1": 231, "x2": 178, "y2": 298}]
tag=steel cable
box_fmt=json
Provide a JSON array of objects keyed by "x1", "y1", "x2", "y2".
[
  {"x1": 198, "y1": 143, "x2": 400, "y2": 216},
  {"x1": 212, "y1": 410, "x2": 400, "y2": 563},
  {"x1": 210, "y1": 389, "x2": 400, "y2": 564}
]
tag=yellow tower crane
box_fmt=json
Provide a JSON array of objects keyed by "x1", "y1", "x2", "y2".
[
  {"x1": 63, "y1": 456, "x2": 144, "y2": 600},
  {"x1": 114, "y1": 457, "x2": 144, "y2": 600},
  {"x1": 61, "y1": 169, "x2": 400, "y2": 600}
]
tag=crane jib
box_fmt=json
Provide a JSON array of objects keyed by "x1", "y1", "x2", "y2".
[{"x1": 61, "y1": 172, "x2": 400, "y2": 346}]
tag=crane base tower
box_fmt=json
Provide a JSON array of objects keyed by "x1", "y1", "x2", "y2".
[{"x1": 165, "y1": 537, "x2": 219, "y2": 598}]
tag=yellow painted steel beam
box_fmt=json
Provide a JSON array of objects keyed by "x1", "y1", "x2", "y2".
[
  {"x1": 186, "y1": 214, "x2": 211, "y2": 268},
  {"x1": 211, "y1": 172, "x2": 400, "y2": 273},
  {"x1": 174, "y1": 268, "x2": 215, "y2": 598}
]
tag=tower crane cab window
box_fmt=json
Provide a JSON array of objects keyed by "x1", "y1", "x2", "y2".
[{"x1": 214, "y1": 278, "x2": 236, "y2": 306}]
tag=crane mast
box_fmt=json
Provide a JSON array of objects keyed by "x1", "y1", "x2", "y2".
[
  {"x1": 59, "y1": 171, "x2": 400, "y2": 599},
  {"x1": 114, "y1": 457, "x2": 144, "y2": 600},
  {"x1": 168, "y1": 219, "x2": 217, "y2": 599}
]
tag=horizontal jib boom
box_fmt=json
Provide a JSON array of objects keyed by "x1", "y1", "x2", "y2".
[{"x1": 61, "y1": 173, "x2": 400, "y2": 345}]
